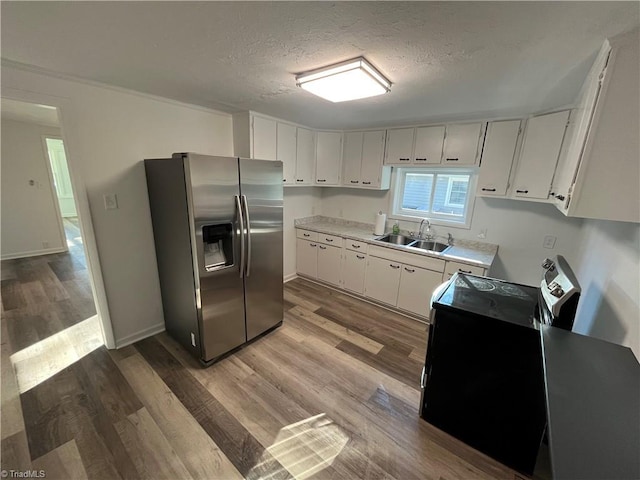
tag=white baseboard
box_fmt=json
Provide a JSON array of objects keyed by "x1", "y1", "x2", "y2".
[
  {"x1": 1, "y1": 247, "x2": 68, "y2": 260},
  {"x1": 115, "y1": 322, "x2": 166, "y2": 349},
  {"x1": 283, "y1": 273, "x2": 298, "y2": 283}
]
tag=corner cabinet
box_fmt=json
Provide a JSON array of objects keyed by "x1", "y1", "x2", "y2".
[
  {"x1": 342, "y1": 130, "x2": 391, "y2": 189},
  {"x1": 315, "y1": 131, "x2": 342, "y2": 185},
  {"x1": 510, "y1": 110, "x2": 570, "y2": 200},
  {"x1": 552, "y1": 30, "x2": 639, "y2": 223}
]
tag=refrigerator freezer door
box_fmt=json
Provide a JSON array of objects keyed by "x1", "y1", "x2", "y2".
[
  {"x1": 239, "y1": 158, "x2": 284, "y2": 340},
  {"x1": 184, "y1": 154, "x2": 247, "y2": 362}
]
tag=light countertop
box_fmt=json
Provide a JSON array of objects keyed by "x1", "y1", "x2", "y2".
[{"x1": 295, "y1": 216, "x2": 498, "y2": 269}]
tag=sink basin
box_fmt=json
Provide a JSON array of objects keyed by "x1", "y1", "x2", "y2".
[
  {"x1": 376, "y1": 234, "x2": 415, "y2": 245},
  {"x1": 408, "y1": 240, "x2": 451, "y2": 253}
]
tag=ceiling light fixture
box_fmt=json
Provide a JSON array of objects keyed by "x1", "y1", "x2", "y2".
[{"x1": 295, "y1": 57, "x2": 391, "y2": 103}]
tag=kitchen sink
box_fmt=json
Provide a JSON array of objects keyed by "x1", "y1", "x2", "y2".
[
  {"x1": 408, "y1": 240, "x2": 451, "y2": 253},
  {"x1": 376, "y1": 234, "x2": 415, "y2": 245}
]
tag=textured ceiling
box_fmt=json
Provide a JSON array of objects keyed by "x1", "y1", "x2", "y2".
[{"x1": 1, "y1": 2, "x2": 638, "y2": 129}]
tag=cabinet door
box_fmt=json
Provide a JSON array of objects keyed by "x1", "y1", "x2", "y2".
[
  {"x1": 316, "y1": 131, "x2": 342, "y2": 185},
  {"x1": 442, "y1": 123, "x2": 483, "y2": 165},
  {"x1": 252, "y1": 116, "x2": 277, "y2": 161},
  {"x1": 277, "y1": 122, "x2": 297, "y2": 185},
  {"x1": 397, "y1": 265, "x2": 443, "y2": 317},
  {"x1": 414, "y1": 126, "x2": 445, "y2": 164},
  {"x1": 360, "y1": 130, "x2": 386, "y2": 187},
  {"x1": 342, "y1": 131, "x2": 363, "y2": 186},
  {"x1": 295, "y1": 127, "x2": 315, "y2": 185},
  {"x1": 477, "y1": 120, "x2": 521, "y2": 196},
  {"x1": 317, "y1": 244, "x2": 342, "y2": 286},
  {"x1": 364, "y1": 256, "x2": 401, "y2": 306},
  {"x1": 384, "y1": 128, "x2": 414, "y2": 165},
  {"x1": 296, "y1": 239, "x2": 317, "y2": 278},
  {"x1": 342, "y1": 250, "x2": 367, "y2": 294},
  {"x1": 512, "y1": 110, "x2": 570, "y2": 199}
]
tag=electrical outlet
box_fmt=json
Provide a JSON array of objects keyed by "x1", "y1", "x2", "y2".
[
  {"x1": 543, "y1": 235, "x2": 557, "y2": 249},
  {"x1": 477, "y1": 228, "x2": 487, "y2": 239},
  {"x1": 42, "y1": 241, "x2": 49, "y2": 248},
  {"x1": 311, "y1": 206, "x2": 316, "y2": 215},
  {"x1": 339, "y1": 208, "x2": 344, "y2": 218},
  {"x1": 104, "y1": 193, "x2": 118, "y2": 210}
]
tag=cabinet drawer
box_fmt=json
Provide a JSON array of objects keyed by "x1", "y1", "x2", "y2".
[
  {"x1": 369, "y1": 245, "x2": 445, "y2": 272},
  {"x1": 296, "y1": 229, "x2": 318, "y2": 241},
  {"x1": 345, "y1": 239, "x2": 368, "y2": 252},
  {"x1": 444, "y1": 261, "x2": 485, "y2": 278},
  {"x1": 318, "y1": 233, "x2": 343, "y2": 247}
]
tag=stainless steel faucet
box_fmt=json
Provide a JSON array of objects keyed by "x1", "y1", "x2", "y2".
[{"x1": 419, "y1": 218, "x2": 431, "y2": 239}]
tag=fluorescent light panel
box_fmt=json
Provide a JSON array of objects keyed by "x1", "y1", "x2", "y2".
[{"x1": 296, "y1": 57, "x2": 391, "y2": 103}]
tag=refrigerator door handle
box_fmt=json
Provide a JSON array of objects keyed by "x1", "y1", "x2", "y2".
[
  {"x1": 235, "y1": 195, "x2": 245, "y2": 278},
  {"x1": 241, "y1": 195, "x2": 252, "y2": 277}
]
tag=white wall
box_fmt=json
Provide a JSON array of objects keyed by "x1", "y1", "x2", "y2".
[
  {"x1": 2, "y1": 65, "x2": 234, "y2": 347},
  {"x1": 283, "y1": 187, "x2": 321, "y2": 280},
  {"x1": 573, "y1": 220, "x2": 640, "y2": 358},
  {"x1": 1, "y1": 119, "x2": 65, "y2": 259},
  {"x1": 319, "y1": 187, "x2": 585, "y2": 286}
]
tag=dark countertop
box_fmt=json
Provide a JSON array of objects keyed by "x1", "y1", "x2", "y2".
[{"x1": 540, "y1": 325, "x2": 640, "y2": 480}]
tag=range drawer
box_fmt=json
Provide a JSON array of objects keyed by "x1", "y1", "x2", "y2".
[
  {"x1": 345, "y1": 239, "x2": 368, "y2": 252},
  {"x1": 296, "y1": 229, "x2": 318, "y2": 241}
]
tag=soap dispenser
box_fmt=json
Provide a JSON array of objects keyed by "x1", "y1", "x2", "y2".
[{"x1": 392, "y1": 221, "x2": 400, "y2": 235}]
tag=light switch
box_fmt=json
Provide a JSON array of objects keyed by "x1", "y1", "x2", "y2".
[
  {"x1": 543, "y1": 235, "x2": 556, "y2": 249},
  {"x1": 104, "y1": 193, "x2": 118, "y2": 210}
]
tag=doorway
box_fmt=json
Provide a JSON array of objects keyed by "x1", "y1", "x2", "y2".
[{"x1": 1, "y1": 98, "x2": 104, "y2": 393}]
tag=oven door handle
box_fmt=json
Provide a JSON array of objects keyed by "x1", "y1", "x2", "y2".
[{"x1": 420, "y1": 365, "x2": 427, "y2": 389}]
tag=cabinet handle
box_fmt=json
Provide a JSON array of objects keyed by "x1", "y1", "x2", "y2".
[
  {"x1": 318, "y1": 245, "x2": 327, "y2": 250},
  {"x1": 317, "y1": 179, "x2": 326, "y2": 183},
  {"x1": 389, "y1": 264, "x2": 400, "y2": 269},
  {"x1": 404, "y1": 267, "x2": 415, "y2": 273},
  {"x1": 356, "y1": 255, "x2": 365, "y2": 259},
  {"x1": 415, "y1": 158, "x2": 427, "y2": 162},
  {"x1": 325, "y1": 238, "x2": 333, "y2": 242},
  {"x1": 445, "y1": 158, "x2": 459, "y2": 162},
  {"x1": 296, "y1": 179, "x2": 304, "y2": 182},
  {"x1": 458, "y1": 269, "x2": 472, "y2": 274},
  {"x1": 399, "y1": 158, "x2": 410, "y2": 162},
  {"x1": 481, "y1": 188, "x2": 496, "y2": 192},
  {"x1": 283, "y1": 179, "x2": 287, "y2": 182},
  {"x1": 362, "y1": 181, "x2": 371, "y2": 185},
  {"x1": 516, "y1": 189, "x2": 529, "y2": 194},
  {"x1": 350, "y1": 180, "x2": 359, "y2": 184},
  {"x1": 351, "y1": 244, "x2": 360, "y2": 249},
  {"x1": 310, "y1": 243, "x2": 317, "y2": 247},
  {"x1": 303, "y1": 233, "x2": 311, "y2": 237},
  {"x1": 555, "y1": 194, "x2": 566, "y2": 201}
]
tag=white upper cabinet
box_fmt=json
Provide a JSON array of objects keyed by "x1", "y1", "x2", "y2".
[
  {"x1": 342, "y1": 131, "x2": 364, "y2": 186},
  {"x1": 384, "y1": 128, "x2": 414, "y2": 165},
  {"x1": 342, "y1": 130, "x2": 390, "y2": 189},
  {"x1": 442, "y1": 122, "x2": 484, "y2": 166},
  {"x1": 552, "y1": 31, "x2": 639, "y2": 223},
  {"x1": 252, "y1": 115, "x2": 277, "y2": 161},
  {"x1": 295, "y1": 127, "x2": 315, "y2": 185},
  {"x1": 477, "y1": 120, "x2": 522, "y2": 196},
  {"x1": 414, "y1": 126, "x2": 445, "y2": 164},
  {"x1": 511, "y1": 110, "x2": 570, "y2": 200},
  {"x1": 277, "y1": 122, "x2": 297, "y2": 185},
  {"x1": 315, "y1": 131, "x2": 342, "y2": 185}
]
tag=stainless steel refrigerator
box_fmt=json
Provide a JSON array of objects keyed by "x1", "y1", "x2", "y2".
[{"x1": 145, "y1": 153, "x2": 283, "y2": 365}]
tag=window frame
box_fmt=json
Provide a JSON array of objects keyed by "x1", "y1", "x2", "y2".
[{"x1": 389, "y1": 167, "x2": 478, "y2": 229}]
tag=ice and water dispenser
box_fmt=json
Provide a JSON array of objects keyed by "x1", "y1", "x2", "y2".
[{"x1": 202, "y1": 223, "x2": 234, "y2": 271}]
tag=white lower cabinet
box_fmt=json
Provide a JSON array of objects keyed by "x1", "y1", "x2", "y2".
[
  {"x1": 364, "y1": 256, "x2": 401, "y2": 306},
  {"x1": 296, "y1": 239, "x2": 318, "y2": 278},
  {"x1": 397, "y1": 265, "x2": 443, "y2": 317},
  {"x1": 342, "y1": 250, "x2": 367, "y2": 294},
  {"x1": 317, "y1": 244, "x2": 342, "y2": 286}
]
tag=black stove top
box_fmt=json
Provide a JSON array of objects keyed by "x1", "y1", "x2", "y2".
[{"x1": 433, "y1": 273, "x2": 540, "y2": 328}]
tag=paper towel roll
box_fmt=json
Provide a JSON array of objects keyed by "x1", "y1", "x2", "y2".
[{"x1": 374, "y1": 212, "x2": 386, "y2": 235}]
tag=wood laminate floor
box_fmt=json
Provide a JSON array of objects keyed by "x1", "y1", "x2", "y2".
[{"x1": 2, "y1": 274, "x2": 537, "y2": 479}]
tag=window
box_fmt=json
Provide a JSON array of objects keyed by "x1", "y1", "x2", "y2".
[{"x1": 391, "y1": 168, "x2": 477, "y2": 228}]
